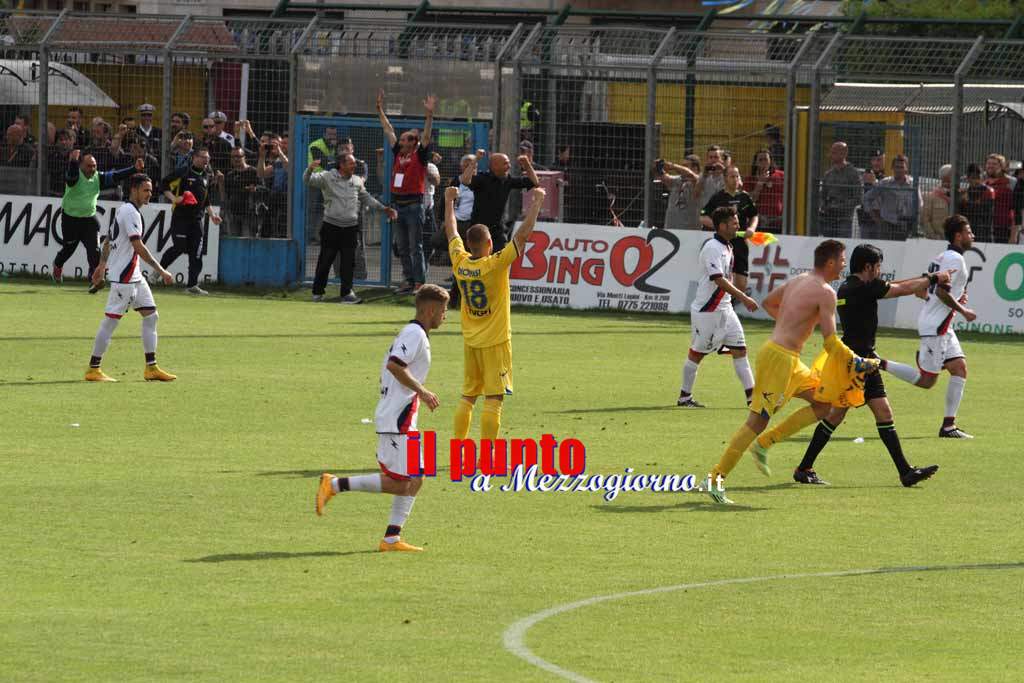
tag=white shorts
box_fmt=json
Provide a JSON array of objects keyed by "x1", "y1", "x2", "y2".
[
  {"x1": 690, "y1": 308, "x2": 746, "y2": 355},
  {"x1": 377, "y1": 433, "x2": 420, "y2": 480},
  {"x1": 104, "y1": 280, "x2": 155, "y2": 318},
  {"x1": 917, "y1": 331, "x2": 965, "y2": 375}
]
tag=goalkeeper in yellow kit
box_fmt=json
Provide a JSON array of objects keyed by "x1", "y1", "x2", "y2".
[{"x1": 443, "y1": 183, "x2": 546, "y2": 441}]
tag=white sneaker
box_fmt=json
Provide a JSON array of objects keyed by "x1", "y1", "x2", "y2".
[
  {"x1": 312, "y1": 294, "x2": 324, "y2": 302},
  {"x1": 186, "y1": 285, "x2": 209, "y2": 296},
  {"x1": 340, "y1": 293, "x2": 362, "y2": 304}
]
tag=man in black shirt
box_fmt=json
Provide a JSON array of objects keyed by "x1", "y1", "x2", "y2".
[
  {"x1": 159, "y1": 147, "x2": 223, "y2": 295},
  {"x1": 469, "y1": 152, "x2": 539, "y2": 252},
  {"x1": 792, "y1": 244, "x2": 951, "y2": 487},
  {"x1": 700, "y1": 166, "x2": 759, "y2": 293}
]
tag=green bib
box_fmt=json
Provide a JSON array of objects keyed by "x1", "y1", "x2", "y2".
[{"x1": 62, "y1": 172, "x2": 101, "y2": 218}]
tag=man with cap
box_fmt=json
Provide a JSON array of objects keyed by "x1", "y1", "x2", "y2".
[
  {"x1": 518, "y1": 140, "x2": 546, "y2": 171},
  {"x1": 136, "y1": 104, "x2": 161, "y2": 155},
  {"x1": 209, "y1": 111, "x2": 235, "y2": 147}
]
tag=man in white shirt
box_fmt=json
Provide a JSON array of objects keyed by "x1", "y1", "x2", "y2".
[
  {"x1": 678, "y1": 206, "x2": 759, "y2": 408},
  {"x1": 880, "y1": 214, "x2": 976, "y2": 438},
  {"x1": 315, "y1": 285, "x2": 450, "y2": 552},
  {"x1": 85, "y1": 174, "x2": 176, "y2": 383}
]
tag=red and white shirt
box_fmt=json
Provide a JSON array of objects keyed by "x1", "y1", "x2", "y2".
[
  {"x1": 374, "y1": 321, "x2": 431, "y2": 434},
  {"x1": 105, "y1": 202, "x2": 144, "y2": 284},
  {"x1": 918, "y1": 246, "x2": 967, "y2": 336},
  {"x1": 691, "y1": 234, "x2": 734, "y2": 314}
]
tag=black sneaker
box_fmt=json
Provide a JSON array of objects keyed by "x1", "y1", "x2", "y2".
[
  {"x1": 901, "y1": 465, "x2": 939, "y2": 487},
  {"x1": 88, "y1": 282, "x2": 103, "y2": 294},
  {"x1": 793, "y1": 469, "x2": 830, "y2": 485},
  {"x1": 395, "y1": 282, "x2": 415, "y2": 295},
  {"x1": 939, "y1": 426, "x2": 973, "y2": 439},
  {"x1": 676, "y1": 395, "x2": 705, "y2": 408}
]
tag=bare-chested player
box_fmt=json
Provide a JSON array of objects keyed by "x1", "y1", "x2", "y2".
[{"x1": 705, "y1": 239, "x2": 879, "y2": 504}]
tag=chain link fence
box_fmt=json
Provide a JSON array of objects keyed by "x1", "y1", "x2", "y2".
[{"x1": 4, "y1": 12, "x2": 1024, "y2": 286}]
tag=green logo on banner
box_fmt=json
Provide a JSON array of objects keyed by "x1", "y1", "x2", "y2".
[{"x1": 994, "y1": 252, "x2": 1024, "y2": 301}]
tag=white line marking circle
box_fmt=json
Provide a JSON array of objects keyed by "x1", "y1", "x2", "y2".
[{"x1": 502, "y1": 562, "x2": 1023, "y2": 683}]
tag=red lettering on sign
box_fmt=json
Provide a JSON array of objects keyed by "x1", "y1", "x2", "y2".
[{"x1": 610, "y1": 236, "x2": 653, "y2": 287}]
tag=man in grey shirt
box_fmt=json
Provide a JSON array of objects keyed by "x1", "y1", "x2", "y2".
[
  {"x1": 819, "y1": 141, "x2": 862, "y2": 237},
  {"x1": 305, "y1": 153, "x2": 397, "y2": 303},
  {"x1": 656, "y1": 155, "x2": 702, "y2": 229},
  {"x1": 862, "y1": 154, "x2": 922, "y2": 240}
]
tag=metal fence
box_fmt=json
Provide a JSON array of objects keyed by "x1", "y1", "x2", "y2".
[{"x1": 4, "y1": 12, "x2": 1024, "y2": 285}]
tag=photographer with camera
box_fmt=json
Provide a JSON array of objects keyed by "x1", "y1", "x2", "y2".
[{"x1": 654, "y1": 155, "x2": 702, "y2": 230}]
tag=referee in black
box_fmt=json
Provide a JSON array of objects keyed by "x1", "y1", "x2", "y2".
[
  {"x1": 700, "y1": 166, "x2": 758, "y2": 294},
  {"x1": 793, "y1": 244, "x2": 951, "y2": 487}
]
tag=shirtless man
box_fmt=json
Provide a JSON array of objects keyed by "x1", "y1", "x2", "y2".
[{"x1": 705, "y1": 239, "x2": 879, "y2": 504}]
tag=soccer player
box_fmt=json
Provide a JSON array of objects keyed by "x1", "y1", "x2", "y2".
[
  {"x1": 159, "y1": 147, "x2": 222, "y2": 296},
  {"x1": 315, "y1": 284, "x2": 450, "y2": 552},
  {"x1": 52, "y1": 148, "x2": 144, "y2": 292},
  {"x1": 705, "y1": 240, "x2": 878, "y2": 504},
  {"x1": 678, "y1": 206, "x2": 758, "y2": 408},
  {"x1": 444, "y1": 183, "x2": 546, "y2": 441},
  {"x1": 700, "y1": 166, "x2": 759, "y2": 294},
  {"x1": 777, "y1": 244, "x2": 951, "y2": 487},
  {"x1": 85, "y1": 174, "x2": 176, "y2": 383},
  {"x1": 880, "y1": 215, "x2": 976, "y2": 438}
]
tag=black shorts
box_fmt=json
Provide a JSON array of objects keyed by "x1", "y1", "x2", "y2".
[
  {"x1": 856, "y1": 350, "x2": 887, "y2": 402},
  {"x1": 731, "y1": 236, "x2": 749, "y2": 276}
]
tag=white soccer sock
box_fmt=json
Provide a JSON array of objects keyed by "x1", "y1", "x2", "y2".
[
  {"x1": 945, "y1": 376, "x2": 966, "y2": 421},
  {"x1": 347, "y1": 474, "x2": 383, "y2": 492},
  {"x1": 388, "y1": 495, "x2": 416, "y2": 529},
  {"x1": 681, "y1": 359, "x2": 699, "y2": 395},
  {"x1": 141, "y1": 312, "x2": 158, "y2": 357},
  {"x1": 884, "y1": 359, "x2": 921, "y2": 385},
  {"x1": 91, "y1": 317, "x2": 120, "y2": 360},
  {"x1": 732, "y1": 356, "x2": 754, "y2": 392}
]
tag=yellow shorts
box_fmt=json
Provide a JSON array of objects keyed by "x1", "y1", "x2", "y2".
[
  {"x1": 748, "y1": 340, "x2": 818, "y2": 418},
  {"x1": 462, "y1": 340, "x2": 513, "y2": 397}
]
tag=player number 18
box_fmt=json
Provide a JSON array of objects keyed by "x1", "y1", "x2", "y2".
[{"x1": 459, "y1": 280, "x2": 488, "y2": 309}]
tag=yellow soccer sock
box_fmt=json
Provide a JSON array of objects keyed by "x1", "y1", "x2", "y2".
[
  {"x1": 711, "y1": 424, "x2": 757, "y2": 480},
  {"x1": 453, "y1": 398, "x2": 474, "y2": 440},
  {"x1": 481, "y1": 398, "x2": 503, "y2": 441},
  {"x1": 757, "y1": 405, "x2": 819, "y2": 449}
]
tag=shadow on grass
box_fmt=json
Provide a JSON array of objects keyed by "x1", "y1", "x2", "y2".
[
  {"x1": 592, "y1": 500, "x2": 768, "y2": 513},
  {"x1": 184, "y1": 550, "x2": 376, "y2": 563},
  {"x1": 0, "y1": 379, "x2": 88, "y2": 386},
  {"x1": 553, "y1": 405, "x2": 734, "y2": 415}
]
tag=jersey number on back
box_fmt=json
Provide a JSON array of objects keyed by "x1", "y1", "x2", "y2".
[{"x1": 459, "y1": 279, "x2": 488, "y2": 309}]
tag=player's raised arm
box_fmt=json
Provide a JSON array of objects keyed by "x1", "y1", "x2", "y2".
[
  {"x1": 443, "y1": 186, "x2": 459, "y2": 242},
  {"x1": 511, "y1": 186, "x2": 546, "y2": 254},
  {"x1": 884, "y1": 269, "x2": 954, "y2": 298}
]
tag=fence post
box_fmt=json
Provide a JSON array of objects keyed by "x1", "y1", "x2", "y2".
[
  {"x1": 645, "y1": 28, "x2": 675, "y2": 229},
  {"x1": 290, "y1": 15, "x2": 320, "y2": 249},
  {"x1": 806, "y1": 32, "x2": 843, "y2": 237},
  {"x1": 36, "y1": 10, "x2": 67, "y2": 196},
  {"x1": 162, "y1": 15, "x2": 193, "y2": 180},
  {"x1": 950, "y1": 36, "x2": 986, "y2": 218},
  {"x1": 782, "y1": 34, "x2": 816, "y2": 235},
  {"x1": 493, "y1": 23, "x2": 524, "y2": 156},
  {"x1": 509, "y1": 23, "x2": 544, "y2": 155}
]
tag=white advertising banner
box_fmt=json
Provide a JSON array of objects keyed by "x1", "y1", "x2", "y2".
[
  {"x1": 0, "y1": 193, "x2": 220, "y2": 284},
  {"x1": 510, "y1": 222, "x2": 1024, "y2": 336}
]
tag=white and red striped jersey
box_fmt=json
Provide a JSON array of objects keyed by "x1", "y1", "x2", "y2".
[
  {"x1": 104, "y1": 202, "x2": 144, "y2": 284},
  {"x1": 691, "y1": 233, "x2": 734, "y2": 314},
  {"x1": 918, "y1": 246, "x2": 968, "y2": 336},
  {"x1": 374, "y1": 321, "x2": 431, "y2": 434}
]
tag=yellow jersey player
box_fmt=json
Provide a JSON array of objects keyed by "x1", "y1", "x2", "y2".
[{"x1": 443, "y1": 183, "x2": 546, "y2": 441}]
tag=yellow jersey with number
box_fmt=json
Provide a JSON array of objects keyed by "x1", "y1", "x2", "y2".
[{"x1": 449, "y1": 235, "x2": 520, "y2": 348}]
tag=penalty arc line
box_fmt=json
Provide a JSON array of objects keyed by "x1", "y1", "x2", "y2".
[{"x1": 502, "y1": 561, "x2": 1024, "y2": 683}]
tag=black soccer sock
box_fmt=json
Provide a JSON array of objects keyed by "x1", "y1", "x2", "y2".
[
  {"x1": 877, "y1": 421, "x2": 911, "y2": 476},
  {"x1": 744, "y1": 387, "x2": 753, "y2": 402},
  {"x1": 797, "y1": 419, "x2": 838, "y2": 471},
  {"x1": 89, "y1": 355, "x2": 102, "y2": 368},
  {"x1": 337, "y1": 477, "x2": 351, "y2": 492},
  {"x1": 145, "y1": 352, "x2": 156, "y2": 365},
  {"x1": 941, "y1": 416, "x2": 956, "y2": 430},
  {"x1": 384, "y1": 524, "x2": 402, "y2": 538}
]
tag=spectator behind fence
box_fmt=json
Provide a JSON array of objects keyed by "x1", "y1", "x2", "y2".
[
  {"x1": 378, "y1": 88, "x2": 436, "y2": 293},
  {"x1": 257, "y1": 134, "x2": 289, "y2": 237},
  {"x1": 960, "y1": 163, "x2": 995, "y2": 242},
  {"x1": 746, "y1": 148, "x2": 784, "y2": 233},
  {"x1": 66, "y1": 107, "x2": 88, "y2": 149},
  {"x1": 121, "y1": 137, "x2": 160, "y2": 200},
  {"x1": 655, "y1": 154, "x2": 702, "y2": 230},
  {"x1": 700, "y1": 165, "x2": 759, "y2": 294},
  {"x1": 863, "y1": 149, "x2": 886, "y2": 188},
  {"x1": 985, "y1": 153, "x2": 1016, "y2": 243},
  {"x1": 136, "y1": 104, "x2": 161, "y2": 159},
  {"x1": 170, "y1": 112, "x2": 190, "y2": 139},
  {"x1": 85, "y1": 121, "x2": 127, "y2": 178},
  {"x1": 223, "y1": 149, "x2": 261, "y2": 237},
  {"x1": 764, "y1": 124, "x2": 785, "y2": 171},
  {"x1": 2, "y1": 123, "x2": 35, "y2": 167},
  {"x1": 171, "y1": 130, "x2": 194, "y2": 171},
  {"x1": 423, "y1": 151, "x2": 442, "y2": 255},
  {"x1": 338, "y1": 138, "x2": 367, "y2": 178},
  {"x1": 209, "y1": 111, "x2": 235, "y2": 147},
  {"x1": 697, "y1": 145, "x2": 725, "y2": 209},
  {"x1": 47, "y1": 129, "x2": 75, "y2": 196},
  {"x1": 519, "y1": 140, "x2": 546, "y2": 171},
  {"x1": 308, "y1": 126, "x2": 339, "y2": 167},
  {"x1": 468, "y1": 152, "x2": 539, "y2": 253},
  {"x1": 201, "y1": 117, "x2": 233, "y2": 175},
  {"x1": 862, "y1": 154, "x2": 921, "y2": 240},
  {"x1": 819, "y1": 141, "x2": 861, "y2": 237},
  {"x1": 14, "y1": 115, "x2": 36, "y2": 146},
  {"x1": 1013, "y1": 168, "x2": 1024, "y2": 244},
  {"x1": 304, "y1": 153, "x2": 397, "y2": 303},
  {"x1": 921, "y1": 164, "x2": 953, "y2": 240}
]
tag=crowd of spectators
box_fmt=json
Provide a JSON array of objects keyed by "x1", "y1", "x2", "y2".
[{"x1": 2, "y1": 105, "x2": 293, "y2": 237}]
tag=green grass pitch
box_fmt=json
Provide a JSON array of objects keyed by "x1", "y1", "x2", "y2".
[{"x1": 2, "y1": 278, "x2": 1023, "y2": 682}]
